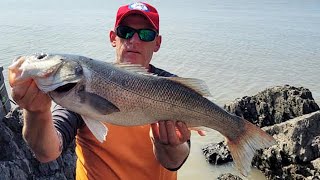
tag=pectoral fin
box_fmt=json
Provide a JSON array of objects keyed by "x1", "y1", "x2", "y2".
[
  {"x1": 82, "y1": 116, "x2": 108, "y2": 143},
  {"x1": 78, "y1": 90, "x2": 120, "y2": 115}
]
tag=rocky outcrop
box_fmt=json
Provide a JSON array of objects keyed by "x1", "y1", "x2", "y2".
[
  {"x1": 217, "y1": 173, "x2": 243, "y2": 180},
  {"x1": 203, "y1": 85, "x2": 320, "y2": 179},
  {"x1": 0, "y1": 107, "x2": 76, "y2": 180},
  {"x1": 253, "y1": 111, "x2": 320, "y2": 179},
  {"x1": 202, "y1": 141, "x2": 232, "y2": 165},
  {"x1": 224, "y1": 85, "x2": 319, "y2": 127}
]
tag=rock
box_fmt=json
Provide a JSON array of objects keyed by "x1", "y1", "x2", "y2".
[
  {"x1": 253, "y1": 111, "x2": 320, "y2": 179},
  {"x1": 202, "y1": 141, "x2": 233, "y2": 165},
  {"x1": 224, "y1": 85, "x2": 319, "y2": 127},
  {"x1": 217, "y1": 173, "x2": 243, "y2": 180},
  {"x1": 0, "y1": 107, "x2": 76, "y2": 180}
]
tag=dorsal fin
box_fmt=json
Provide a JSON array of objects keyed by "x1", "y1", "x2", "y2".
[
  {"x1": 113, "y1": 62, "x2": 156, "y2": 76},
  {"x1": 167, "y1": 77, "x2": 212, "y2": 97},
  {"x1": 113, "y1": 63, "x2": 212, "y2": 97}
]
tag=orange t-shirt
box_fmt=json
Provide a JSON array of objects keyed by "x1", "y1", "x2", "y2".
[{"x1": 75, "y1": 123, "x2": 177, "y2": 180}]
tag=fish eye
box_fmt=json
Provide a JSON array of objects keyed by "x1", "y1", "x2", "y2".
[
  {"x1": 75, "y1": 66, "x2": 83, "y2": 75},
  {"x1": 54, "y1": 83, "x2": 77, "y2": 93},
  {"x1": 36, "y1": 54, "x2": 47, "y2": 59}
]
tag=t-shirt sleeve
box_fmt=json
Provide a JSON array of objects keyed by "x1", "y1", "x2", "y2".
[
  {"x1": 52, "y1": 104, "x2": 84, "y2": 151},
  {"x1": 149, "y1": 64, "x2": 178, "y2": 77}
]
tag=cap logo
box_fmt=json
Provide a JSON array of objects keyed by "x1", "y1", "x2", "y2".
[{"x1": 128, "y1": 2, "x2": 149, "y2": 12}]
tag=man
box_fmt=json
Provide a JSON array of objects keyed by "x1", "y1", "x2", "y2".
[{"x1": 10, "y1": 2, "x2": 202, "y2": 180}]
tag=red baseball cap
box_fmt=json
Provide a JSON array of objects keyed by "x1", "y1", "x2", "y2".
[{"x1": 115, "y1": 2, "x2": 159, "y2": 32}]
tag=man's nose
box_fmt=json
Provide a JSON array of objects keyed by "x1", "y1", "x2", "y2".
[{"x1": 129, "y1": 32, "x2": 141, "y2": 43}]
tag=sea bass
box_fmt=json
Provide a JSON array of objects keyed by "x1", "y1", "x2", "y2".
[{"x1": 9, "y1": 53, "x2": 276, "y2": 176}]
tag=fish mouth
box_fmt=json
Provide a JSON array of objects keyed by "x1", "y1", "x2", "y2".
[
  {"x1": 48, "y1": 82, "x2": 80, "y2": 102},
  {"x1": 53, "y1": 83, "x2": 77, "y2": 93}
]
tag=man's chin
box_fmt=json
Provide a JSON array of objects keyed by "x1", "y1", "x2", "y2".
[{"x1": 122, "y1": 56, "x2": 143, "y2": 65}]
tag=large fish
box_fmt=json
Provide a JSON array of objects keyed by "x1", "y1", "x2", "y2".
[{"x1": 9, "y1": 53, "x2": 276, "y2": 176}]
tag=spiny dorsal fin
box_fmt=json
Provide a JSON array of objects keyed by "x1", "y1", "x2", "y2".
[
  {"x1": 114, "y1": 63, "x2": 212, "y2": 96},
  {"x1": 113, "y1": 62, "x2": 156, "y2": 76},
  {"x1": 167, "y1": 77, "x2": 212, "y2": 97}
]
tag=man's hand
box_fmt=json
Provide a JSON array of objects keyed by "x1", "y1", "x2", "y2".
[
  {"x1": 9, "y1": 57, "x2": 51, "y2": 112},
  {"x1": 150, "y1": 120, "x2": 204, "y2": 170},
  {"x1": 11, "y1": 79, "x2": 51, "y2": 112},
  {"x1": 150, "y1": 120, "x2": 206, "y2": 170},
  {"x1": 151, "y1": 120, "x2": 190, "y2": 146}
]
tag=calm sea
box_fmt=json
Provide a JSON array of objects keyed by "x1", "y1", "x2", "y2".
[{"x1": 1, "y1": 0, "x2": 319, "y2": 179}]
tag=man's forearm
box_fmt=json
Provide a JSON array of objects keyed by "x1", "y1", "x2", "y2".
[
  {"x1": 23, "y1": 109, "x2": 61, "y2": 163},
  {"x1": 153, "y1": 141, "x2": 190, "y2": 170}
]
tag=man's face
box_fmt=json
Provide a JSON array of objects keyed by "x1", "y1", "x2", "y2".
[{"x1": 110, "y1": 14, "x2": 162, "y2": 69}]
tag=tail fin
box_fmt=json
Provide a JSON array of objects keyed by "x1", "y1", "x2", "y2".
[{"x1": 227, "y1": 120, "x2": 276, "y2": 176}]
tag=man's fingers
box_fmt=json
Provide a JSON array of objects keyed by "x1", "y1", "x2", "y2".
[
  {"x1": 153, "y1": 120, "x2": 192, "y2": 146},
  {"x1": 8, "y1": 56, "x2": 25, "y2": 86},
  {"x1": 166, "y1": 121, "x2": 180, "y2": 145},
  {"x1": 16, "y1": 81, "x2": 39, "y2": 109},
  {"x1": 197, "y1": 130, "x2": 206, "y2": 136},
  {"x1": 158, "y1": 121, "x2": 169, "y2": 144},
  {"x1": 150, "y1": 123, "x2": 160, "y2": 139},
  {"x1": 176, "y1": 121, "x2": 191, "y2": 142},
  {"x1": 189, "y1": 127, "x2": 207, "y2": 136},
  {"x1": 23, "y1": 81, "x2": 39, "y2": 103},
  {"x1": 11, "y1": 79, "x2": 33, "y2": 101},
  {"x1": 11, "y1": 80, "x2": 48, "y2": 111}
]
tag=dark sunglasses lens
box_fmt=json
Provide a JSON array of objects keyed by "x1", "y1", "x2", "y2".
[
  {"x1": 117, "y1": 26, "x2": 135, "y2": 39},
  {"x1": 139, "y1": 29, "x2": 157, "y2": 42}
]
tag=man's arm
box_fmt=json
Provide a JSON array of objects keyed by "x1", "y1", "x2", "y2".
[
  {"x1": 10, "y1": 56, "x2": 84, "y2": 163},
  {"x1": 23, "y1": 103, "x2": 83, "y2": 163},
  {"x1": 10, "y1": 77, "x2": 62, "y2": 162},
  {"x1": 23, "y1": 108, "x2": 62, "y2": 162}
]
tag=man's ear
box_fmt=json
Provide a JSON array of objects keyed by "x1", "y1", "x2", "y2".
[
  {"x1": 154, "y1": 35, "x2": 162, "y2": 52},
  {"x1": 109, "y1": 30, "x2": 116, "y2": 47}
]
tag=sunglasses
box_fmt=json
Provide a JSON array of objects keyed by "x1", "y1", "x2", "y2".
[{"x1": 116, "y1": 26, "x2": 158, "y2": 42}]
